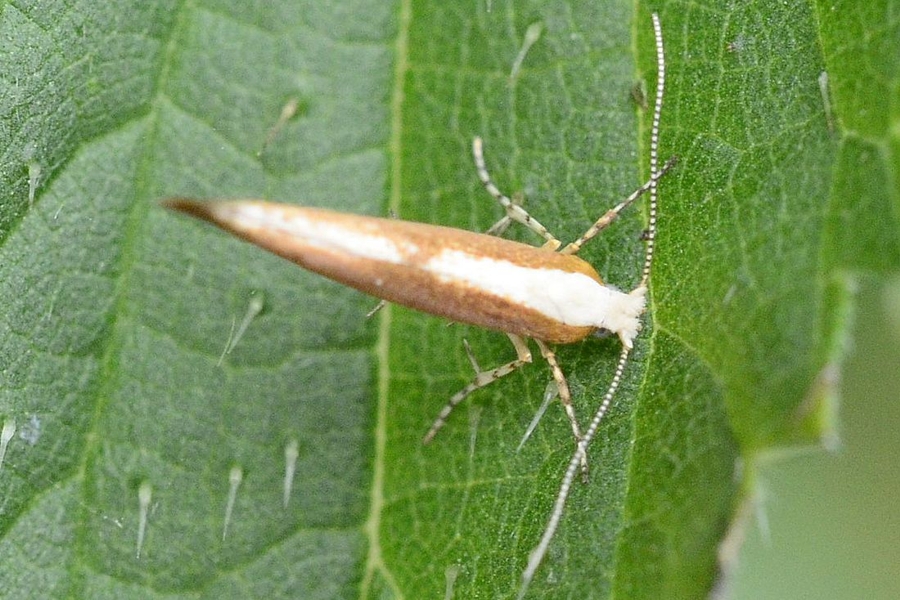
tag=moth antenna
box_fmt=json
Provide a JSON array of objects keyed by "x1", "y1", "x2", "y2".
[
  {"x1": 641, "y1": 11, "x2": 666, "y2": 289},
  {"x1": 520, "y1": 345, "x2": 632, "y2": 595},
  {"x1": 519, "y1": 12, "x2": 666, "y2": 595}
]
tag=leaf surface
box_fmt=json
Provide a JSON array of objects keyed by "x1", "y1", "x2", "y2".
[{"x1": 0, "y1": 0, "x2": 896, "y2": 599}]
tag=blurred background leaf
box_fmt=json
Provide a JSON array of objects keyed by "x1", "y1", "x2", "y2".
[{"x1": 0, "y1": 0, "x2": 896, "y2": 599}]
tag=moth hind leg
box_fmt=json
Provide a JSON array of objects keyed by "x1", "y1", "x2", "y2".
[
  {"x1": 472, "y1": 137, "x2": 561, "y2": 250},
  {"x1": 423, "y1": 335, "x2": 590, "y2": 477},
  {"x1": 366, "y1": 300, "x2": 387, "y2": 318},
  {"x1": 423, "y1": 333, "x2": 533, "y2": 444}
]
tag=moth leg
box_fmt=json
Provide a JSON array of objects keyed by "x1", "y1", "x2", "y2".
[
  {"x1": 423, "y1": 333, "x2": 533, "y2": 444},
  {"x1": 535, "y1": 340, "x2": 588, "y2": 475},
  {"x1": 561, "y1": 156, "x2": 676, "y2": 255},
  {"x1": 483, "y1": 190, "x2": 524, "y2": 237},
  {"x1": 366, "y1": 300, "x2": 387, "y2": 318},
  {"x1": 472, "y1": 137, "x2": 561, "y2": 250}
]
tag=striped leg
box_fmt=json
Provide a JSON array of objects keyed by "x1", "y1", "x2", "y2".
[
  {"x1": 535, "y1": 340, "x2": 588, "y2": 475},
  {"x1": 472, "y1": 137, "x2": 561, "y2": 250},
  {"x1": 561, "y1": 156, "x2": 677, "y2": 255},
  {"x1": 423, "y1": 333, "x2": 533, "y2": 443},
  {"x1": 366, "y1": 300, "x2": 386, "y2": 318},
  {"x1": 484, "y1": 190, "x2": 524, "y2": 237}
]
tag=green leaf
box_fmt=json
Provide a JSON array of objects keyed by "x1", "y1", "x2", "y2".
[{"x1": 0, "y1": 1, "x2": 896, "y2": 600}]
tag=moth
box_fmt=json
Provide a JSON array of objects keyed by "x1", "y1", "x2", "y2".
[
  {"x1": 165, "y1": 153, "x2": 671, "y2": 456},
  {"x1": 165, "y1": 11, "x2": 671, "y2": 594}
]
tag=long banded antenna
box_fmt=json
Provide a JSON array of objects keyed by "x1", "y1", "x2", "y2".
[
  {"x1": 642, "y1": 12, "x2": 666, "y2": 288},
  {"x1": 518, "y1": 13, "x2": 668, "y2": 596}
]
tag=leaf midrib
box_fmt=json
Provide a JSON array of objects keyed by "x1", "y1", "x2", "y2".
[{"x1": 360, "y1": 0, "x2": 412, "y2": 598}]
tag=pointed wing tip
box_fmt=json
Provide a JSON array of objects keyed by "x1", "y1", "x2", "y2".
[
  {"x1": 162, "y1": 198, "x2": 247, "y2": 230},
  {"x1": 162, "y1": 198, "x2": 272, "y2": 237},
  {"x1": 162, "y1": 197, "x2": 215, "y2": 220}
]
